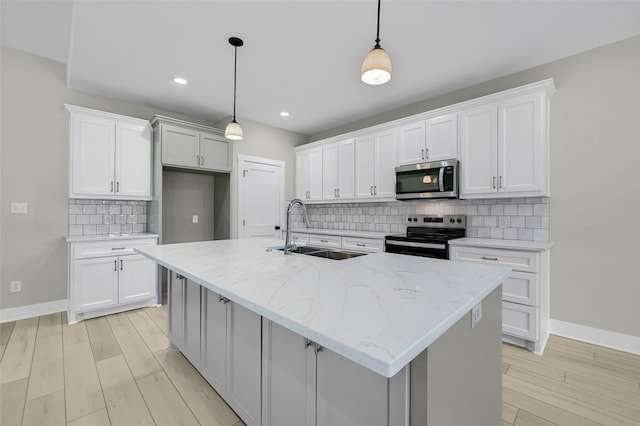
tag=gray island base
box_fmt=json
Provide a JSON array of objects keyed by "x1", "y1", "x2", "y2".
[{"x1": 136, "y1": 238, "x2": 509, "y2": 426}]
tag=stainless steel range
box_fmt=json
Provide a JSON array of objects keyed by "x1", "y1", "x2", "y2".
[{"x1": 384, "y1": 215, "x2": 466, "y2": 259}]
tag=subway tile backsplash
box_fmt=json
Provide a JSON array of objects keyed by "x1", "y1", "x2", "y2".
[
  {"x1": 287, "y1": 197, "x2": 550, "y2": 242},
  {"x1": 68, "y1": 199, "x2": 147, "y2": 236}
]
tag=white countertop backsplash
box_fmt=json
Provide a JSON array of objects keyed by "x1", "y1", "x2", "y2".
[{"x1": 136, "y1": 237, "x2": 510, "y2": 377}]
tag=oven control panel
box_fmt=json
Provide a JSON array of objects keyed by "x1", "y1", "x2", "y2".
[{"x1": 406, "y1": 215, "x2": 466, "y2": 229}]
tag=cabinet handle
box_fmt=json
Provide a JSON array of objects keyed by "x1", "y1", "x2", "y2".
[
  {"x1": 305, "y1": 339, "x2": 314, "y2": 349},
  {"x1": 499, "y1": 176, "x2": 503, "y2": 188},
  {"x1": 116, "y1": 182, "x2": 120, "y2": 192},
  {"x1": 114, "y1": 260, "x2": 117, "y2": 271},
  {"x1": 370, "y1": 186, "x2": 373, "y2": 195},
  {"x1": 492, "y1": 176, "x2": 497, "y2": 189},
  {"x1": 110, "y1": 181, "x2": 114, "y2": 192},
  {"x1": 421, "y1": 149, "x2": 425, "y2": 160},
  {"x1": 356, "y1": 243, "x2": 366, "y2": 247},
  {"x1": 337, "y1": 188, "x2": 340, "y2": 197},
  {"x1": 120, "y1": 259, "x2": 123, "y2": 270},
  {"x1": 196, "y1": 155, "x2": 200, "y2": 165},
  {"x1": 176, "y1": 273, "x2": 184, "y2": 280},
  {"x1": 334, "y1": 188, "x2": 337, "y2": 198},
  {"x1": 374, "y1": 185, "x2": 377, "y2": 195},
  {"x1": 111, "y1": 247, "x2": 126, "y2": 251},
  {"x1": 200, "y1": 156, "x2": 204, "y2": 166},
  {"x1": 320, "y1": 239, "x2": 328, "y2": 243},
  {"x1": 425, "y1": 148, "x2": 429, "y2": 159},
  {"x1": 482, "y1": 256, "x2": 499, "y2": 261},
  {"x1": 315, "y1": 345, "x2": 324, "y2": 354},
  {"x1": 218, "y1": 295, "x2": 230, "y2": 304}
]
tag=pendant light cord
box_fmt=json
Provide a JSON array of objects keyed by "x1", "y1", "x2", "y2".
[
  {"x1": 232, "y1": 45, "x2": 238, "y2": 121},
  {"x1": 375, "y1": 0, "x2": 381, "y2": 47}
]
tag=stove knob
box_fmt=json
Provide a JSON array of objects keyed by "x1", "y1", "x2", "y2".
[
  {"x1": 449, "y1": 218, "x2": 455, "y2": 223},
  {"x1": 457, "y1": 218, "x2": 462, "y2": 224},
  {"x1": 407, "y1": 218, "x2": 412, "y2": 222},
  {"x1": 413, "y1": 217, "x2": 418, "y2": 222}
]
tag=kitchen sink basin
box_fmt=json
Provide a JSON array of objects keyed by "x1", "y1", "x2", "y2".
[{"x1": 271, "y1": 245, "x2": 367, "y2": 260}]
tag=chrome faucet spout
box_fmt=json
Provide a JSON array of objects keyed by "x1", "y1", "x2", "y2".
[{"x1": 285, "y1": 199, "x2": 309, "y2": 255}]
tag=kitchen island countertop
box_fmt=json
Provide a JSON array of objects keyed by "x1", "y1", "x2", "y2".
[{"x1": 136, "y1": 237, "x2": 510, "y2": 377}]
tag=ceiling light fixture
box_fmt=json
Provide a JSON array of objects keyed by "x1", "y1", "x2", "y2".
[
  {"x1": 280, "y1": 111, "x2": 290, "y2": 117},
  {"x1": 225, "y1": 37, "x2": 244, "y2": 140},
  {"x1": 361, "y1": 0, "x2": 392, "y2": 85},
  {"x1": 173, "y1": 77, "x2": 188, "y2": 85}
]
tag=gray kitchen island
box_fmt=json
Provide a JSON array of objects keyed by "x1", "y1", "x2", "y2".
[{"x1": 136, "y1": 237, "x2": 510, "y2": 426}]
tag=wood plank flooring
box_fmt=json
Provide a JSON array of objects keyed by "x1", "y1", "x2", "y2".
[{"x1": 2, "y1": 305, "x2": 638, "y2": 425}]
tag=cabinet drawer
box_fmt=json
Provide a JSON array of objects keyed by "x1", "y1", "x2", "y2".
[
  {"x1": 290, "y1": 233, "x2": 310, "y2": 245},
  {"x1": 502, "y1": 301, "x2": 538, "y2": 340},
  {"x1": 309, "y1": 234, "x2": 341, "y2": 249},
  {"x1": 341, "y1": 236, "x2": 383, "y2": 253},
  {"x1": 73, "y1": 238, "x2": 157, "y2": 259},
  {"x1": 503, "y1": 271, "x2": 539, "y2": 306},
  {"x1": 450, "y1": 246, "x2": 539, "y2": 273}
]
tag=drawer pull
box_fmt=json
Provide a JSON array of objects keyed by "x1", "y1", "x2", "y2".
[
  {"x1": 320, "y1": 239, "x2": 328, "y2": 243},
  {"x1": 356, "y1": 243, "x2": 366, "y2": 247},
  {"x1": 111, "y1": 247, "x2": 126, "y2": 251},
  {"x1": 482, "y1": 256, "x2": 499, "y2": 261}
]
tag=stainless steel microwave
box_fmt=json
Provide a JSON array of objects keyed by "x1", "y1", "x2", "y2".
[{"x1": 395, "y1": 159, "x2": 459, "y2": 200}]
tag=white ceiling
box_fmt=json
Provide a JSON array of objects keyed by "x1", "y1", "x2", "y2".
[{"x1": 2, "y1": 1, "x2": 640, "y2": 136}]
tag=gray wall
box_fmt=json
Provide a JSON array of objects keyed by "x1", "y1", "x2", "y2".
[
  {"x1": 162, "y1": 170, "x2": 215, "y2": 244},
  {"x1": 0, "y1": 45, "x2": 304, "y2": 311},
  {"x1": 310, "y1": 36, "x2": 640, "y2": 338}
]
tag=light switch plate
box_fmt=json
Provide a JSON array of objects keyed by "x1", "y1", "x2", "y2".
[
  {"x1": 11, "y1": 202, "x2": 28, "y2": 214},
  {"x1": 10, "y1": 280, "x2": 22, "y2": 292}
]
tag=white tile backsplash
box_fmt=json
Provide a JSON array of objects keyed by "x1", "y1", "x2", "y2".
[
  {"x1": 68, "y1": 199, "x2": 147, "y2": 236},
  {"x1": 288, "y1": 197, "x2": 550, "y2": 242}
]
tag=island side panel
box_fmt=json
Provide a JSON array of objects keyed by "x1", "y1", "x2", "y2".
[{"x1": 411, "y1": 285, "x2": 502, "y2": 425}]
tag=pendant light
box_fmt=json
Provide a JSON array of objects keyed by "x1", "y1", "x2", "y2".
[
  {"x1": 225, "y1": 37, "x2": 244, "y2": 140},
  {"x1": 361, "y1": 0, "x2": 392, "y2": 85}
]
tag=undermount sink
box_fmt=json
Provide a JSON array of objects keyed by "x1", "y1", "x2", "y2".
[{"x1": 272, "y1": 245, "x2": 367, "y2": 260}]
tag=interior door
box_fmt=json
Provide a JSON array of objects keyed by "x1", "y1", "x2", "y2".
[{"x1": 238, "y1": 155, "x2": 284, "y2": 239}]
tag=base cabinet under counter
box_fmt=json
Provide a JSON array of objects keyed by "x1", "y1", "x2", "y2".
[
  {"x1": 67, "y1": 236, "x2": 158, "y2": 324},
  {"x1": 449, "y1": 242, "x2": 550, "y2": 354}
]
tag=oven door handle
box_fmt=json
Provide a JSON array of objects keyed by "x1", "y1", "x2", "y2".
[
  {"x1": 438, "y1": 167, "x2": 445, "y2": 192},
  {"x1": 385, "y1": 240, "x2": 447, "y2": 250}
]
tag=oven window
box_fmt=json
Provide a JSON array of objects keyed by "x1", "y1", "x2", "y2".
[
  {"x1": 384, "y1": 243, "x2": 449, "y2": 259},
  {"x1": 396, "y1": 166, "x2": 454, "y2": 194}
]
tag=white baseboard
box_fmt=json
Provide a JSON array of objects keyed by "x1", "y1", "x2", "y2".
[
  {"x1": 549, "y1": 319, "x2": 640, "y2": 356},
  {"x1": 0, "y1": 299, "x2": 67, "y2": 323}
]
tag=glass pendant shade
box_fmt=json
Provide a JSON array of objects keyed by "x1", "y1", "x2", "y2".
[
  {"x1": 224, "y1": 119, "x2": 243, "y2": 140},
  {"x1": 361, "y1": 46, "x2": 392, "y2": 85}
]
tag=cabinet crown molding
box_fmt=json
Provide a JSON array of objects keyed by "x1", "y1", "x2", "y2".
[
  {"x1": 64, "y1": 104, "x2": 150, "y2": 127},
  {"x1": 151, "y1": 114, "x2": 224, "y2": 135}
]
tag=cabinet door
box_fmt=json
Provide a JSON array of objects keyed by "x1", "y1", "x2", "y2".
[
  {"x1": 337, "y1": 138, "x2": 355, "y2": 199},
  {"x1": 498, "y1": 92, "x2": 546, "y2": 195},
  {"x1": 201, "y1": 289, "x2": 228, "y2": 392},
  {"x1": 262, "y1": 321, "x2": 316, "y2": 426},
  {"x1": 70, "y1": 114, "x2": 115, "y2": 197},
  {"x1": 118, "y1": 254, "x2": 157, "y2": 304},
  {"x1": 183, "y1": 279, "x2": 202, "y2": 367},
  {"x1": 73, "y1": 256, "x2": 118, "y2": 312},
  {"x1": 426, "y1": 113, "x2": 458, "y2": 162},
  {"x1": 168, "y1": 272, "x2": 185, "y2": 351},
  {"x1": 316, "y1": 347, "x2": 389, "y2": 426},
  {"x1": 322, "y1": 142, "x2": 338, "y2": 200},
  {"x1": 307, "y1": 146, "x2": 323, "y2": 201},
  {"x1": 295, "y1": 149, "x2": 311, "y2": 200},
  {"x1": 355, "y1": 134, "x2": 375, "y2": 198},
  {"x1": 226, "y1": 302, "x2": 262, "y2": 425},
  {"x1": 161, "y1": 124, "x2": 200, "y2": 168},
  {"x1": 115, "y1": 122, "x2": 152, "y2": 199},
  {"x1": 374, "y1": 129, "x2": 397, "y2": 198},
  {"x1": 200, "y1": 132, "x2": 231, "y2": 172},
  {"x1": 459, "y1": 104, "x2": 498, "y2": 197},
  {"x1": 397, "y1": 121, "x2": 426, "y2": 166}
]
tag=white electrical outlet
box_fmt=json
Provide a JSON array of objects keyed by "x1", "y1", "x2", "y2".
[
  {"x1": 192, "y1": 215, "x2": 199, "y2": 224},
  {"x1": 471, "y1": 302, "x2": 482, "y2": 328},
  {"x1": 10, "y1": 280, "x2": 22, "y2": 293},
  {"x1": 11, "y1": 202, "x2": 28, "y2": 214}
]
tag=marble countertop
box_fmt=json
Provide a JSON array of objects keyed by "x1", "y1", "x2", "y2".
[
  {"x1": 65, "y1": 233, "x2": 159, "y2": 243},
  {"x1": 289, "y1": 228, "x2": 388, "y2": 239},
  {"x1": 136, "y1": 237, "x2": 510, "y2": 378},
  {"x1": 449, "y1": 237, "x2": 553, "y2": 252}
]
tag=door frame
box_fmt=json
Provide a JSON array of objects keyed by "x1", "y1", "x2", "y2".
[{"x1": 237, "y1": 154, "x2": 285, "y2": 239}]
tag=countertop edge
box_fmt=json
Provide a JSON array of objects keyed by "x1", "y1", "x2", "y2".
[
  {"x1": 65, "y1": 233, "x2": 159, "y2": 243},
  {"x1": 449, "y1": 237, "x2": 553, "y2": 251}
]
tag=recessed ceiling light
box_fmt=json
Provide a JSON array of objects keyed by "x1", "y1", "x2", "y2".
[
  {"x1": 173, "y1": 77, "x2": 188, "y2": 85},
  {"x1": 280, "y1": 111, "x2": 290, "y2": 117}
]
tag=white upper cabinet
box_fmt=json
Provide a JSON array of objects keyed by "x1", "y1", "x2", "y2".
[
  {"x1": 153, "y1": 116, "x2": 231, "y2": 173},
  {"x1": 67, "y1": 105, "x2": 152, "y2": 200},
  {"x1": 296, "y1": 145, "x2": 323, "y2": 201},
  {"x1": 322, "y1": 139, "x2": 355, "y2": 200},
  {"x1": 460, "y1": 86, "x2": 551, "y2": 199},
  {"x1": 356, "y1": 130, "x2": 397, "y2": 199},
  {"x1": 397, "y1": 113, "x2": 458, "y2": 166}
]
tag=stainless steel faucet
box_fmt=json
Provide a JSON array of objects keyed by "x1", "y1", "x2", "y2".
[{"x1": 284, "y1": 198, "x2": 310, "y2": 255}]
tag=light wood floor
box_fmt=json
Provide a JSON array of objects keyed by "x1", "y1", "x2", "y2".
[{"x1": 2, "y1": 307, "x2": 639, "y2": 426}]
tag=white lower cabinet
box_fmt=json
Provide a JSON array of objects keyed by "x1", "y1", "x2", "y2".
[
  {"x1": 167, "y1": 274, "x2": 261, "y2": 426},
  {"x1": 262, "y1": 320, "x2": 407, "y2": 426},
  {"x1": 449, "y1": 243, "x2": 550, "y2": 354},
  {"x1": 68, "y1": 237, "x2": 158, "y2": 324}
]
